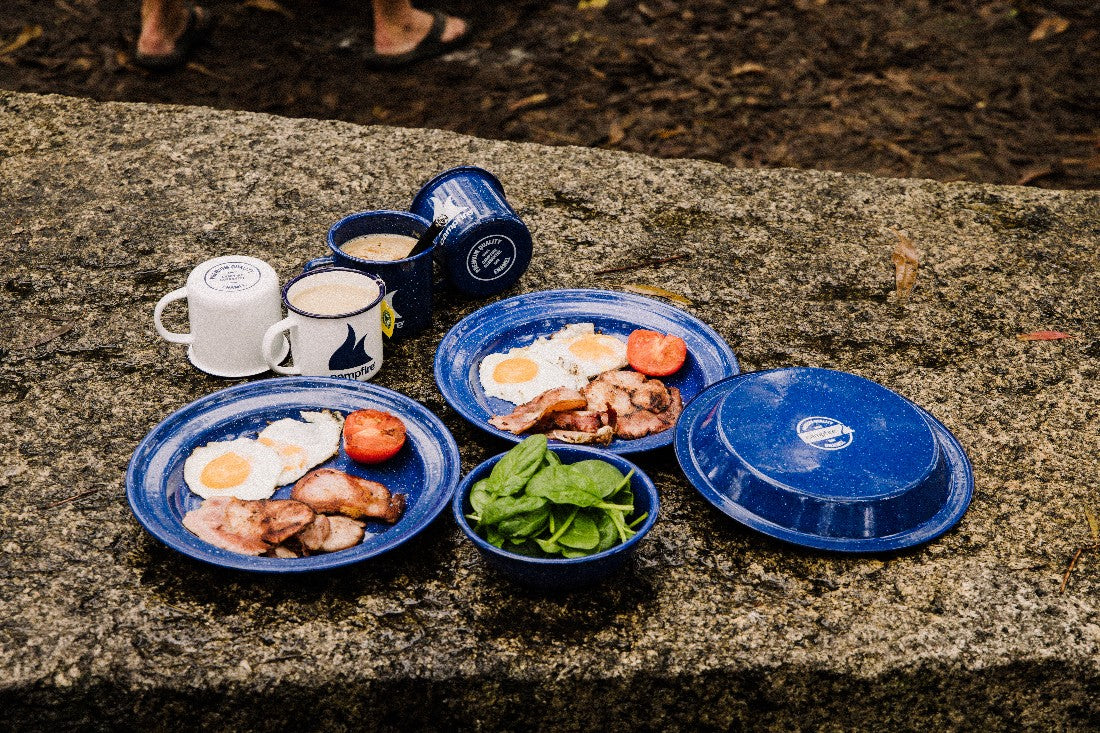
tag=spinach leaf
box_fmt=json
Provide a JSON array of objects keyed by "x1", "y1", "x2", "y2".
[
  {"x1": 497, "y1": 506, "x2": 550, "y2": 538},
  {"x1": 558, "y1": 511, "x2": 600, "y2": 550},
  {"x1": 481, "y1": 494, "x2": 548, "y2": 526},
  {"x1": 534, "y1": 537, "x2": 563, "y2": 556},
  {"x1": 543, "y1": 450, "x2": 562, "y2": 467},
  {"x1": 569, "y1": 460, "x2": 629, "y2": 498},
  {"x1": 468, "y1": 478, "x2": 494, "y2": 518},
  {"x1": 526, "y1": 465, "x2": 604, "y2": 507},
  {"x1": 485, "y1": 526, "x2": 507, "y2": 549},
  {"x1": 486, "y1": 434, "x2": 548, "y2": 495},
  {"x1": 594, "y1": 511, "x2": 619, "y2": 552}
]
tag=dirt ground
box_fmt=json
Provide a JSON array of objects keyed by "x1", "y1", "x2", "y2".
[{"x1": 1, "y1": 0, "x2": 1097, "y2": 190}]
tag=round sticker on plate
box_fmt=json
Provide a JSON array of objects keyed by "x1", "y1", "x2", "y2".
[
  {"x1": 204, "y1": 261, "x2": 262, "y2": 292},
  {"x1": 796, "y1": 416, "x2": 854, "y2": 451},
  {"x1": 466, "y1": 234, "x2": 516, "y2": 282}
]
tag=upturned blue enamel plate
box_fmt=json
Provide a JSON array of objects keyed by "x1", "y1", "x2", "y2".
[
  {"x1": 126, "y1": 377, "x2": 461, "y2": 572},
  {"x1": 674, "y1": 367, "x2": 973, "y2": 552},
  {"x1": 434, "y1": 289, "x2": 739, "y2": 454}
]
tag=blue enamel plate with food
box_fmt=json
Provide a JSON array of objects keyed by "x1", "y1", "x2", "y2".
[
  {"x1": 434, "y1": 289, "x2": 739, "y2": 454},
  {"x1": 126, "y1": 377, "x2": 461, "y2": 572}
]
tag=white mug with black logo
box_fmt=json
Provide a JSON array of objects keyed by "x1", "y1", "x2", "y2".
[
  {"x1": 262, "y1": 267, "x2": 386, "y2": 381},
  {"x1": 153, "y1": 255, "x2": 288, "y2": 377}
]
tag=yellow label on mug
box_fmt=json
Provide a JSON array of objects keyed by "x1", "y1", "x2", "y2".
[{"x1": 380, "y1": 299, "x2": 396, "y2": 338}]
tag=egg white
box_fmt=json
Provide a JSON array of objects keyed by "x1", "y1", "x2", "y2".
[
  {"x1": 533, "y1": 323, "x2": 628, "y2": 379},
  {"x1": 479, "y1": 348, "x2": 588, "y2": 405},
  {"x1": 183, "y1": 438, "x2": 283, "y2": 500},
  {"x1": 257, "y1": 410, "x2": 344, "y2": 485}
]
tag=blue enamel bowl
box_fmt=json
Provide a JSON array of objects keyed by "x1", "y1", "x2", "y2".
[
  {"x1": 452, "y1": 445, "x2": 659, "y2": 590},
  {"x1": 674, "y1": 367, "x2": 973, "y2": 553}
]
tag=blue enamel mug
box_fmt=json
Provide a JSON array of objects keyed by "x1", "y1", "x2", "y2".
[
  {"x1": 310, "y1": 210, "x2": 434, "y2": 339},
  {"x1": 409, "y1": 166, "x2": 532, "y2": 297}
]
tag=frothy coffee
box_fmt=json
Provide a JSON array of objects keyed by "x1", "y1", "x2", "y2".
[
  {"x1": 341, "y1": 233, "x2": 419, "y2": 262},
  {"x1": 291, "y1": 282, "x2": 378, "y2": 316}
]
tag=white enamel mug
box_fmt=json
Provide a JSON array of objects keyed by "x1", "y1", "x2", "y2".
[
  {"x1": 262, "y1": 267, "x2": 386, "y2": 381},
  {"x1": 153, "y1": 256, "x2": 288, "y2": 377}
]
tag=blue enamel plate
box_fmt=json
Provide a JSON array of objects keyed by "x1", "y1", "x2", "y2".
[
  {"x1": 674, "y1": 367, "x2": 973, "y2": 552},
  {"x1": 434, "y1": 289, "x2": 739, "y2": 454},
  {"x1": 126, "y1": 377, "x2": 461, "y2": 572}
]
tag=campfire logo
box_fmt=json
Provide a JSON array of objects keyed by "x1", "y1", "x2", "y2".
[
  {"x1": 328, "y1": 324, "x2": 374, "y2": 372},
  {"x1": 796, "y1": 416, "x2": 854, "y2": 451}
]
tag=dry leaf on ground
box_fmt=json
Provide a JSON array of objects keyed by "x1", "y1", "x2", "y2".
[
  {"x1": 242, "y1": 0, "x2": 294, "y2": 19},
  {"x1": 1015, "y1": 330, "x2": 1073, "y2": 341},
  {"x1": 607, "y1": 119, "x2": 626, "y2": 145},
  {"x1": 731, "y1": 63, "x2": 767, "y2": 76},
  {"x1": 0, "y1": 25, "x2": 43, "y2": 56},
  {"x1": 508, "y1": 93, "x2": 549, "y2": 113},
  {"x1": 1029, "y1": 16, "x2": 1069, "y2": 42},
  {"x1": 891, "y1": 231, "x2": 919, "y2": 302},
  {"x1": 621, "y1": 284, "x2": 693, "y2": 305}
]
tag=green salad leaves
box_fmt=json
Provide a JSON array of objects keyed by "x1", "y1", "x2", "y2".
[{"x1": 466, "y1": 435, "x2": 648, "y2": 559}]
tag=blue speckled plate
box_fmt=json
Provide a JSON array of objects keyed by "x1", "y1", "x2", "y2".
[
  {"x1": 433, "y1": 289, "x2": 739, "y2": 454},
  {"x1": 125, "y1": 377, "x2": 460, "y2": 572}
]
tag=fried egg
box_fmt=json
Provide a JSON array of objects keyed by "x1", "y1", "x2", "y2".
[
  {"x1": 257, "y1": 410, "x2": 344, "y2": 485},
  {"x1": 479, "y1": 348, "x2": 588, "y2": 405},
  {"x1": 183, "y1": 438, "x2": 283, "y2": 500},
  {"x1": 533, "y1": 323, "x2": 628, "y2": 379}
]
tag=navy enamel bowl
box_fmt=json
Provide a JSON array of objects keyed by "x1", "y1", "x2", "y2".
[{"x1": 452, "y1": 445, "x2": 659, "y2": 590}]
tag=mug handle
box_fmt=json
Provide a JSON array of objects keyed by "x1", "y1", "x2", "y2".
[
  {"x1": 262, "y1": 317, "x2": 299, "y2": 375},
  {"x1": 303, "y1": 255, "x2": 335, "y2": 272},
  {"x1": 153, "y1": 287, "x2": 193, "y2": 344}
]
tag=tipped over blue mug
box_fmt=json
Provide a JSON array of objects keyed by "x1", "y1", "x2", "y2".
[
  {"x1": 410, "y1": 166, "x2": 532, "y2": 297},
  {"x1": 310, "y1": 210, "x2": 434, "y2": 339}
]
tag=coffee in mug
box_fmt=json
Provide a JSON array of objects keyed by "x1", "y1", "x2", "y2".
[
  {"x1": 291, "y1": 282, "x2": 379, "y2": 315},
  {"x1": 340, "y1": 233, "x2": 419, "y2": 262},
  {"x1": 263, "y1": 268, "x2": 386, "y2": 381},
  {"x1": 313, "y1": 210, "x2": 436, "y2": 339}
]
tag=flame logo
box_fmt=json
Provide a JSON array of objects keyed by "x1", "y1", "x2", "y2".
[{"x1": 328, "y1": 324, "x2": 374, "y2": 371}]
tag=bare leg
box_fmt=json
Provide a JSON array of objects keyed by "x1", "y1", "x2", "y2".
[
  {"x1": 137, "y1": 0, "x2": 206, "y2": 58},
  {"x1": 372, "y1": 0, "x2": 467, "y2": 56}
]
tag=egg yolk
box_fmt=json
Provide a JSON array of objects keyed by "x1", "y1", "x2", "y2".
[
  {"x1": 199, "y1": 451, "x2": 252, "y2": 489},
  {"x1": 258, "y1": 437, "x2": 308, "y2": 472},
  {"x1": 568, "y1": 335, "x2": 618, "y2": 360},
  {"x1": 493, "y1": 356, "x2": 539, "y2": 384}
]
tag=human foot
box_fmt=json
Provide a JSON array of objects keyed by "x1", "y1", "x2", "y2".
[
  {"x1": 370, "y1": 4, "x2": 469, "y2": 64},
  {"x1": 135, "y1": 2, "x2": 210, "y2": 69}
]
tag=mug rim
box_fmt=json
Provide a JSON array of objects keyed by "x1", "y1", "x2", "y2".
[
  {"x1": 326, "y1": 209, "x2": 434, "y2": 265},
  {"x1": 282, "y1": 267, "x2": 386, "y2": 320}
]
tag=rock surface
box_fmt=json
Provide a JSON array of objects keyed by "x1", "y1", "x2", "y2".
[{"x1": 0, "y1": 91, "x2": 1097, "y2": 730}]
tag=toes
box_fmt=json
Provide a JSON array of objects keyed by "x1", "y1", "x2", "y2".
[{"x1": 441, "y1": 15, "x2": 468, "y2": 44}]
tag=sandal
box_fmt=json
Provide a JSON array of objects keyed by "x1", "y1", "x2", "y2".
[
  {"x1": 134, "y1": 4, "x2": 212, "y2": 71},
  {"x1": 363, "y1": 10, "x2": 472, "y2": 70}
]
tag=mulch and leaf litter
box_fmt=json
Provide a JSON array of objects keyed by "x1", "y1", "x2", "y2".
[{"x1": 0, "y1": 0, "x2": 1097, "y2": 190}]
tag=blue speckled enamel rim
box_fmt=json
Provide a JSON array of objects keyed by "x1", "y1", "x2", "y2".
[
  {"x1": 674, "y1": 371, "x2": 974, "y2": 553},
  {"x1": 125, "y1": 377, "x2": 461, "y2": 573},
  {"x1": 433, "y1": 289, "x2": 740, "y2": 454}
]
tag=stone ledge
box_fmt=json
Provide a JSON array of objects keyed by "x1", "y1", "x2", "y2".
[{"x1": 0, "y1": 91, "x2": 1097, "y2": 729}]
